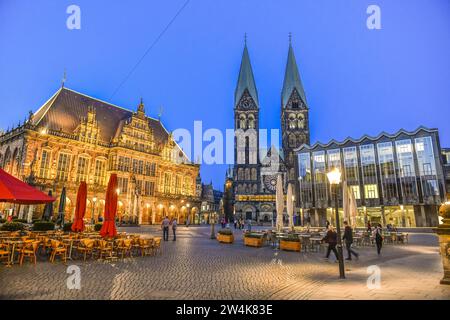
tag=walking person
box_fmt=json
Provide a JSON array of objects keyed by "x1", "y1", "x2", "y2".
[
  {"x1": 322, "y1": 226, "x2": 339, "y2": 262},
  {"x1": 325, "y1": 220, "x2": 330, "y2": 230},
  {"x1": 343, "y1": 221, "x2": 359, "y2": 261},
  {"x1": 234, "y1": 219, "x2": 237, "y2": 229},
  {"x1": 367, "y1": 220, "x2": 372, "y2": 232},
  {"x1": 374, "y1": 223, "x2": 383, "y2": 255},
  {"x1": 172, "y1": 218, "x2": 177, "y2": 241},
  {"x1": 161, "y1": 216, "x2": 170, "y2": 241}
]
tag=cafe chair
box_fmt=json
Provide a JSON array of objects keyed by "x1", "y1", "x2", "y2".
[
  {"x1": 50, "y1": 240, "x2": 67, "y2": 263},
  {"x1": 117, "y1": 239, "x2": 133, "y2": 259},
  {"x1": 96, "y1": 240, "x2": 114, "y2": 260},
  {"x1": 0, "y1": 243, "x2": 11, "y2": 265},
  {"x1": 151, "y1": 238, "x2": 162, "y2": 255},
  {"x1": 19, "y1": 241, "x2": 40, "y2": 265},
  {"x1": 76, "y1": 239, "x2": 95, "y2": 262},
  {"x1": 138, "y1": 238, "x2": 152, "y2": 257}
]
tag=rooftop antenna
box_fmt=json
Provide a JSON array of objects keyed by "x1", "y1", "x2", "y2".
[
  {"x1": 61, "y1": 69, "x2": 67, "y2": 88},
  {"x1": 158, "y1": 105, "x2": 163, "y2": 120}
]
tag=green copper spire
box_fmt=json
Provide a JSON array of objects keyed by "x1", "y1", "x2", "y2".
[
  {"x1": 282, "y1": 37, "x2": 307, "y2": 108},
  {"x1": 235, "y1": 38, "x2": 259, "y2": 108}
]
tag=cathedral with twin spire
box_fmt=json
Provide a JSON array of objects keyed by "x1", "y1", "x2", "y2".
[{"x1": 230, "y1": 36, "x2": 310, "y2": 222}]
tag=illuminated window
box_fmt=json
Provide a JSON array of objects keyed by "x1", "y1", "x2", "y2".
[
  {"x1": 39, "y1": 150, "x2": 51, "y2": 179},
  {"x1": 364, "y1": 184, "x2": 379, "y2": 199},
  {"x1": 56, "y1": 153, "x2": 71, "y2": 181},
  {"x1": 94, "y1": 159, "x2": 106, "y2": 185},
  {"x1": 76, "y1": 157, "x2": 89, "y2": 182},
  {"x1": 351, "y1": 185, "x2": 361, "y2": 199}
]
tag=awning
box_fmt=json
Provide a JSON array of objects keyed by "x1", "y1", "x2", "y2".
[{"x1": 0, "y1": 168, "x2": 55, "y2": 204}]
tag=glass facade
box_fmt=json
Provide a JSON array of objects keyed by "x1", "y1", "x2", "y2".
[
  {"x1": 312, "y1": 151, "x2": 328, "y2": 208},
  {"x1": 377, "y1": 142, "x2": 399, "y2": 205},
  {"x1": 395, "y1": 139, "x2": 419, "y2": 203},
  {"x1": 296, "y1": 129, "x2": 445, "y2": 228}
]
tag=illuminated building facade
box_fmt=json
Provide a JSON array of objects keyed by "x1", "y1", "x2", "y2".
[
  {"x1": 296, "y1": 127, "x2": 447, "y2": 228},
  {"x1": 0, "y1": 87, "x2": 201, "y2": 224}
]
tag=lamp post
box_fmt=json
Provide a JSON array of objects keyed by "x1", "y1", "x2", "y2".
[
  {"x1": 92, "y1": 197, "x2": 97, "y2": 224},
  {"x1": 210, "y1": 213, "x2": 216, "y2": 239},
  {"x1": 327, "y1": 168, "x2": 345, "y2": 279}
]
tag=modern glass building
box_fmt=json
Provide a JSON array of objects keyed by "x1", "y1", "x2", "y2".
[{"x1": 295, "y1": 127, "x2": 447, "y2": 228}]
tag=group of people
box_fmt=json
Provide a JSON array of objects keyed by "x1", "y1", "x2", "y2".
[
  {"x1": 161, "y1": 216, "x2": 177, "y2": 241},
  {"x1": 322, "y1": 220, "x2": 384, "y2": 262},
  {"x1": 233, "y1": 218, "x2": 248, "y2": 230}
]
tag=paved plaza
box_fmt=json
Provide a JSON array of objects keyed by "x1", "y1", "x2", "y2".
[{"x1": 0, "y1": 226, "x2": 449, "y2": 300}]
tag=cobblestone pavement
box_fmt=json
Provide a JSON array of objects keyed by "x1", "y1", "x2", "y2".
[{"x1": 0, "y1": 226, "x2": 449, "y2": 300}]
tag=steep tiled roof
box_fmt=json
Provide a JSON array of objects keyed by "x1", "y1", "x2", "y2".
[{"x1": 32, "y1": 87, "x2": 169, "y2": 144}]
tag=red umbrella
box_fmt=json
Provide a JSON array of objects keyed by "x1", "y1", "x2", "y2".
[
  {"x1": 0, "y1": 168, "x2": 55, "y2": 204},
  {"x1": 71, "y1": 182, "x2": 87, "y2": 232},
  {"x1": 100, "y1": 174, "x2": 118, "y2": 238}
]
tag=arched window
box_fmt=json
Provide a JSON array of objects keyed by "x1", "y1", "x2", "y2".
[
  {"x1": 289, "y1": 114, "x2": 296, "y2": 129},
  {"x1": 297, "y1": 113, "x2": 305, "y2": 129},
  {"x1": 248, "y1": 114, "x2": 255, "y2": 129},
  {"x1": 239, "y1": 114, "x2": 247, "y2": 129},
  {"x1": 253, "y1": 184, "x2": 258, "y2": 194}
]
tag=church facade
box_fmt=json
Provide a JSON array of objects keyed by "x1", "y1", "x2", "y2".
[{"x1": 231, "y1": 40, "x2": 310, "y2": 222}]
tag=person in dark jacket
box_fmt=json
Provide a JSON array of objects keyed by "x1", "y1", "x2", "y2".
[
  {"x1": 342, "y1": 221, "x2": 359, "y2": 260},
  {"x1": 322, "y1": 226, "x2": 339, "y2": 261},
  {"x1": 374, "y1": 223, "x2": 383, "y2": 255}
]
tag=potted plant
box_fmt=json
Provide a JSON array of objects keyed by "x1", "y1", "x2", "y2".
[
  {"x1": 32, "y1": 220, "x2": 55, "y2": 231},
  {"x1": 217, "y1": 228, "x2": 234, "y2": 243},
  {"x1": 0, "y1": 222, "x2": 25, "y2": 231},
  {"x1": 280, "y1": 234, "x2": 301, "y2": 252},
  {"x1": 244, "y1": 232, "x2": 264, "y2": 247}
]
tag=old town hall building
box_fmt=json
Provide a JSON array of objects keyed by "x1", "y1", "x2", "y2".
[
  {"x1": 0, "y1": 87, "x2": 201, "y2": 224},
  {"x1": 232, "y1": 39, "x2": 310, "y2": 222}
]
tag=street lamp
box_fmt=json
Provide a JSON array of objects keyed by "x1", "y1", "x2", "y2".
[{"x1": 326, "y1": 167, "x2": 345, "y2": 279}]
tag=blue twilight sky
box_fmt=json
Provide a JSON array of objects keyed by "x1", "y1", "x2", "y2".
[{"x1": 1, "y1": 0, "x2": 449, "y2": 191}]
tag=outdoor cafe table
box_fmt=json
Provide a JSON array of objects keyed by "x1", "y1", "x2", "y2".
[
  {"x1": 62, "y1": 238, "x2": 81, "y2": 260},
  {"x1": 4, "y1": 239, "x2": 24, "y2": 266},
  {"x1": 310, "y1": 237, "x2": 323, "y2": 252}
]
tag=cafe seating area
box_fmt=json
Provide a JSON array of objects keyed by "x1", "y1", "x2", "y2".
[
  {"x1": 242, "y1": 227, "x2": 409, "y2": 253},
  {"x1": 0, "y1": 230, "x2": 162, "y2": 267}
]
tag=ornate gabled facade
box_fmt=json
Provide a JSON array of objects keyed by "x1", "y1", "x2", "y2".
[
  {"x1": 0, "y1": 87, "x2": 201, "y2": 224},
  {"x1": 231, "y1": 39, "x2": 307, "y2": 222}
]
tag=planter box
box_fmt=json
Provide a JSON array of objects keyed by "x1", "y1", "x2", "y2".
[
  {"x1": 217, "y1": 233, "x2": 234, "y2": 244},
  {"x1": 244, "y1": 236, "x2": 263, "y2": 247},
  {"x1": 280, "y1": 240, "x2": 301, "y2": 252}
]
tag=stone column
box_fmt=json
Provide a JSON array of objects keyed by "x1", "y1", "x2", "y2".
[
  {"x1": 18, "y1": 205, "x2": 25, "y2": 220},
  {"x1": 27, "y1": 205, "x2": 34, "y2": 223},
  {"x1": 152, "y1": 203, "x2": 156, "y2": 225},
  {"x1": 381, "y1": 206, "x2": 386, "y2": 226}
]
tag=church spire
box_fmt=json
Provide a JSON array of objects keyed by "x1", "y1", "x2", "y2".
[
  {"x1": 137, "y1": 97, "x2": 145, "y2": 114},
  {"x1": 282, "y1": 35, "x2": 307, "y2": 108},
  {"x1": 235, "y1": 36, "x2": 259, "y2": 108}
]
